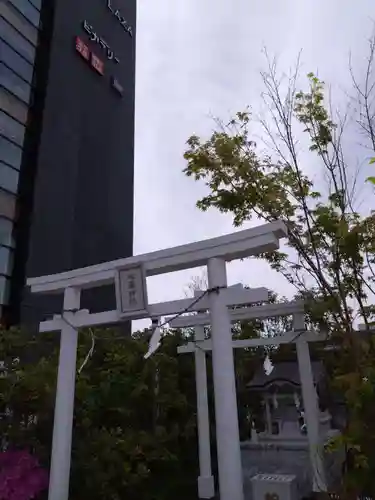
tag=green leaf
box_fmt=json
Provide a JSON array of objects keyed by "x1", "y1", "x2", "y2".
[
  {"x1": 366, "y1": 176, "x2": 375, "y2": 185},
  {"x1": 369, "y1": 157, "x2": 375, "y2": 164}
]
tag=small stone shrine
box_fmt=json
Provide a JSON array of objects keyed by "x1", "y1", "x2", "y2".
[{"x1": 241, "y1": 361, "x2": 343, "y2": 499}]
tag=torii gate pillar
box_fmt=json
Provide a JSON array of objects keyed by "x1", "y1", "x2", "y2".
[
  {"x1": 49, "y1": 287, "x2": 81, "y2": 500},
  {"x1": 207, "y1": 258, "x2": 244, "y2": 500}
]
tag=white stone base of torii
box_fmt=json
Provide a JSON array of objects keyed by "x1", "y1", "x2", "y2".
[
  {"x1": 170, "y1": 299, "x2": 328, "y2": 498},
  {"x1": 27, "y1": 221, "x2": 287, "y2": 500}
]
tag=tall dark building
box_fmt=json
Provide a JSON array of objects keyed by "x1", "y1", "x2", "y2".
[{"x1": 0, "y1": 0, "x2": 135, "y2": 324}]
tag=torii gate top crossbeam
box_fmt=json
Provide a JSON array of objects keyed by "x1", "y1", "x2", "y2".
[{"x1": 27, "y1": 221, "x2": 287, "y2": 294}]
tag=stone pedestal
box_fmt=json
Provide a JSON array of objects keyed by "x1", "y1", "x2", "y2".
[
  {"x1": 251, "y1": 474, "x2": 298, "y2": 500},
  {"x1": 241, "y1": 431, "x2": 343, "y2": 500}
]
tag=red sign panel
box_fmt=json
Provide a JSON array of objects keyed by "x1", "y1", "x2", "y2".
[
  {"x1": 91, "y1": 53, "x2": 104, "y2": 75},
  {"x1": 75, "y1": 36, "x2": 90, "y2": 60}
]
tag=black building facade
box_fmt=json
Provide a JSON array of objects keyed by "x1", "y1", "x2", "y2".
[{"x1": 0, "y1": 0, "x2": 136, "y2": 324}]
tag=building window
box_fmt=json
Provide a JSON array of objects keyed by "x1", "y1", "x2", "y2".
[
  {"x1": 0, "y1": 218, "x2": 14, "y2": 248},
  {"x1": 0, "y1": 87, "x2": 28, "y2": 124},
  {"x1": 0, "y1": 17, "x2": 35, "y2": 63},
  {"x1": 7, "y1": 0, "x2": 40, "y2": 29},
  {"x1": 0, "y1": 162, "x2": 19, "y2": 194},
  {"x1": 0, "y1": 275, "x2": 11, "y2": 305},
  {"x1": 0, "y1": 135, "x2": 22, "y2": 169},
  {"x1": 0, "y1": 110, "x2": 25, "y2": 145},
  {"x1": 0, "y1": 189, "x2": 16, "y2": 219},
  {"x1": 0, "y1": 246, "x2": 13, "y2": 276},
  {"x1": 28, "y1": 0, "x2": 41, "y2": 11},
  {"x1": 0, "y1": 3, "x2": 38, "y2": 45},
  {"x1": 0, "y1": 39, "x2": 33, "y2": 83},
  {"x1": 0, "y1": 63, "x2": 31, "y2": 104}
]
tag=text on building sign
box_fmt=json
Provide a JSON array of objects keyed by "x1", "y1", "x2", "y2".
[
  {"x1": 83, "y1": 20, "x2": 120, "y2": 63},
  {"x1": 91, "y1": 53, "x2": 104, "y2": 75},
  {"x1": 107, "y1": 0, "x2": 133, "y2": 37},
  {"x1": 76, "y1": 37, "x2": 90, "y2": 61},
  {"x1": 75, "y1": 37, "x2": 105, "y2": 76},
  {"x1": 111, "y1": 76, "x2": 124, "y2": 96}
]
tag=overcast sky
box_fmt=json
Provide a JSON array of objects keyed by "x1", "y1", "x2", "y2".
[{"x1": 132, "y1": 0, "x2": 374, "y2": 328}]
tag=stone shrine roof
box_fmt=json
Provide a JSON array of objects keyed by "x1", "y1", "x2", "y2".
[{"x1": 247, "y1": 361, "x2": 325, "y2": 390}]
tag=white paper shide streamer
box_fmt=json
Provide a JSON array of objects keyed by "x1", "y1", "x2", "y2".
[
  {"x1": 294, "y1": 391, "x2": 300, "y2": 408},
  {"x1": 144, "y1": 324, "x2": 162, "y2": 359},
  {"x1": 263, "y1": 353, "x2": 274, "y2": 376}
]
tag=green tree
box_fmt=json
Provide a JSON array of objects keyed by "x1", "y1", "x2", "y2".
[
  {"x1": 0, "y1": 300, "x2": 309, "y2": 498},
  {"x1": 0, "y1": 327, "x2": 200, "y2": 500},
  {"x1": 183, "y1": 41, "x2": 375, "y2": 495}
]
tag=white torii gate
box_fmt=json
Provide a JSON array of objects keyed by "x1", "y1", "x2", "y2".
[
  {"x1": 170, "y1": 299, "x2": 328, "y2": 497},
  {"x1": 27, "y1": 221, "x2": 287, "y2": 500}
]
